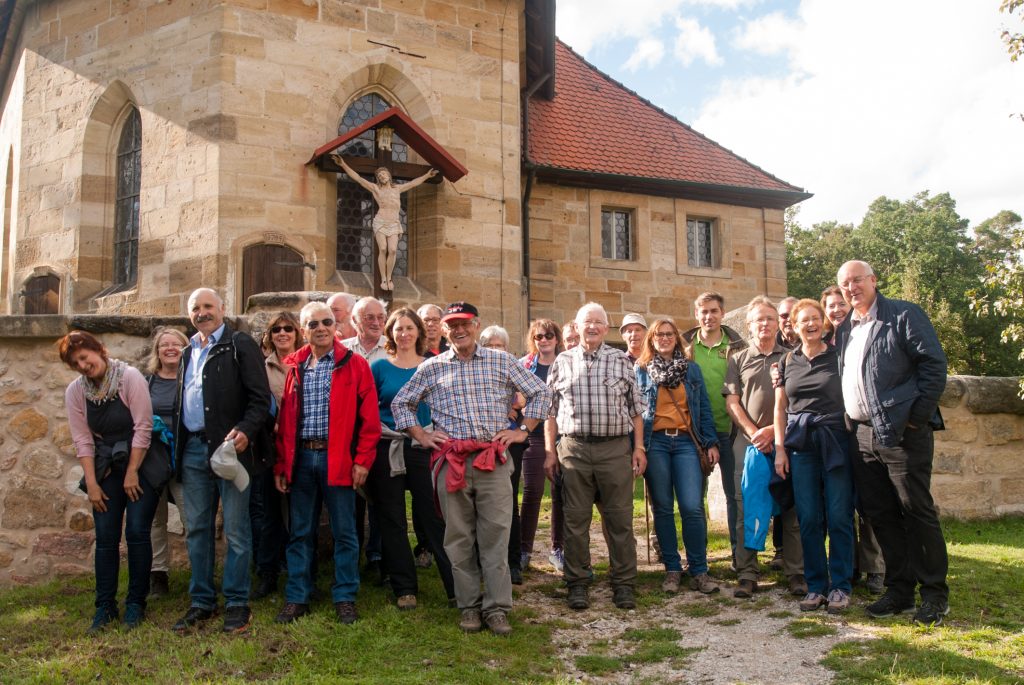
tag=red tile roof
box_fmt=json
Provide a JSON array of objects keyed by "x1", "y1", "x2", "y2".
[{"x1": 527, "y1": 41, "x2": 806, "y2": 195}]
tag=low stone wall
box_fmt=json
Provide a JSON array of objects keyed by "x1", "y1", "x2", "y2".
[{"x1": 1, "y1": 315, "x2": 1022, "y2": 586}]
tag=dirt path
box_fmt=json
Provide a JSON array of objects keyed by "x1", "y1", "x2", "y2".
[{"x1": 516, "y1": 521, "x2": 875, "y2": 684}]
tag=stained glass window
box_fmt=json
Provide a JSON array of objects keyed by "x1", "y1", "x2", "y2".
[
  {"x1": 686, "y1": 219, "x2": 714, "y2": 268},
  {"x1": 601, "y1": 209, "x2": 632, "y2": 261},
  {"x1": 113, "y1": 107, "x2": 141, "y2": 287}
]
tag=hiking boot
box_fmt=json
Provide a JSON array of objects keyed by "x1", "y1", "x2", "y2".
[
  {"x1": 88, "y1": 605, "x2": 118, "y2": 635},
  {"x1": 912, "y1": 600, "x2": 950, "y2": 626},
  {"x1": 396, "y1": 594, "x2": 417, "y2": 611},
  {"x1": 251, "y1": 575, "x2": 278, "y2": 601},
  {"x1": 865, "y1": 573, "x2": 885, "y2": 595},
  {"x1": 661, "y1": 571, "x2": 682, "y2": 594},
  {"x1": 123, "y1": 603, "x2": 145, "y2": 631},
  {"x1": 567, "y1": 585, "x2": 589, "y2": 611},
  {"x1": 789, "y1": 574, "x2": 809, "y2": 597},
  {"x1": 734, "y1": 579, "x2": 757, "y2": 599},
  {"x1": 172, "y1": 606, "x2": 214, "y2": 633},
  {"x1": 274, "y1": 602, "x2": 309, "y2": 624},
  {"x1": 520, "y1": 552, "x2": 532, "y2": 571},
  {"x1": 612, "y1": 585, "x2": 636, "y2": 610},
  {"x1": 485, "y1": 611, "x2": 512, "y2": 636},
  {"x1": 547, "y1": 549, "x2": 565, "y2": 573},
  {"x1": 769, "y1": 553, "x2": 785, "y2": 571},
  {"x1": 459, "y1": 608, "x2": 483, "y2": 633},
  {"x1": 866, "y1": 593, "x2": 916, "y2": 619},
  {"x1": 149, "y1": 571, "x2": 169, "y2": 599},
  {"x1": 799, "y1": 592, "x2": 827, "y2": 612},
  {"x1": 222, "y1": 605, "x2": 252, "y2": 634},
  {"x1": 689, "y1": 573, "x2": 720, "y2": 594},
  {"x1": 335, "y1": 601, "x2": 358, "y2": 625},
  {"x1": 415, "y1": 550, "x2": 433, "y2": 569},
  {"x1": 826, "y1": 589, "x2": 850, "y2": 614},
  {"x1": 510, "y1": 567, "x2": 523, "y2": 585}
]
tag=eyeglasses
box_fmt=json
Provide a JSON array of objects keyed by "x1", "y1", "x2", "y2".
[
  {"x1": 422, "y1": 317, "x2": 441, "y2": 324},
  {"x1": 838, "y1": 274, "x2": 871, "y2": 290},
  {"x1": 306, "y1": 318, "x2": 335, "y2": 329},
  {"x1": 270, "y1": 325, "x2": 295, "y2": 334},
  {"x1": 778, "y1": 312, "x2": 791, "y2": 319},
  {"x1": 359, "y1": 314, "x2": 386, "y2": 323},
  {"x1": 533, "y1": 332, "x2": 556, "y2": 341},
  {"x1": 653, "y1": 332, "x2": 676, "y2": 339}
]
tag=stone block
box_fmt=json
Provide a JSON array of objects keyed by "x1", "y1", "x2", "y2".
[
  {"x1": 937, "y1": 415, "x2": 977, "y2": 443},
  {"x1": 69, "y1": 511, "x2": 95, "y2": 532},
  {"x1": 2, "y1": 478, "x2": 68, "y2": 529},
  {"x1": 188, "y1": 113, "x2": 238, "y2": 143},
  {"x1": 978, "y1": 414, "x2": 1024, "y2": 446},
  {"x1": 932, "y1": 446, "x2": 963, "y2": 475},
  {"x1": 999, "y1": 477, "x2": 1024, "y2": 504},
  {"x1": 970, "y1": 448, "x2": 1020, "y2": 476},
  {"x1": 24, "y1": 449, "x2": 64, "y2": 480},
  {"x1": 939, "y1": 377, "x2": 966, "y2": 408},
  {"x1": 32, "y1": 532, "x2": 93, "y2": 560},
  {"x1": 322, "y1": 0, "x2": 366, "y2": 29},
  {"x1": 931, "y1": 478, "x2": 991, "y2": 519},
  {"x1": 52, "y1": 563, "x2": 91, "y2": 577},
  {"x1": 961, "y1": 376, "x2": 1024, "y2": 415},
  {"x1": 0, "y1": 549, "x2": 12, "y2": 568},
  {"x1": 366, "y1": 9, "x2": 396, "y2": 35},
  {"x1": 424, "y1": 0, "x2": 456, "y2": 23},
  {"x1": 8, "y1": 408, "x2": 48, "y2": 443},
  {"x1": 267, "y1": 0, "x2": 318, "y2": 21}
]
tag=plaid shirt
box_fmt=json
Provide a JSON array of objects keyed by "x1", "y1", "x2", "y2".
[
  {"x1": 548, "y1": 343, "x2": 645, "y2": 437},
  {"x1": 300, "y1": 349, "x2": 334, "y2": 439},
  {"x1": 392, "y1": 344, "x2": 552, "y2": 440}
]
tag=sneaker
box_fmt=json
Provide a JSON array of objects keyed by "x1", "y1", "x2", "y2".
[
  {"x1": 222, "y1": 605, "x2": 252, "y2": 634},
  {"x1": 149, "y1": 571, "x2": 169, "y2": 599},
  {"x1": 799, "y1": 592, "x2": 827, "y2": 612},
  {"x1": 274, "y1": 602, "x2": 309, "y2": 624},
  {"x1": 661, "y1": 571, "x2": 682, "y2": 594},
  {"x1": 866, "y1": 593, "x2": 916, "y2": 619},
  {"x1": 459, "y1": 608, "x2": 482, "y2": 633},
  {"x1": 612, "y1": 585, "x2": 636, "y2": 610},
  {"x1": 251, "y1": 575, "x2": 278, "y2": 601},
  {"x1": 510, "y1": 567, "x2": 523, "y2": 585},
  {"x1": 172, "y1": 606, "x2": 214, "y2": 633},
  {"x1": 789, "y1": 574, "x2": 809, "y2": 597},
  {"x1": 335, "y1": 601, "x2": 358, "y2": 625},
  {"x1": 912, "y1": 600, "x2": 950, "y2": 626},
  {"x1": 547, "y1": 549, "x2": 565, "y2": 573},
  {"x1": 415, "y1": 550, "x2": 433, "y2": 568},
  {"x1": 123, "y1": 603, "x2": 145, "y2": 630},
  {"x1": 485, "y1": 611, "x2": 512, "y2": 636},
  {"x1": 865, "y1": 573, "x2": 885, "y2": 595},
  {"x1": 826, "y1": 589, "x2": 850, "y2": 614},
  {"x1": 567, "y1": 584, "x2": 589, "y2": 611},
  {"x1": 396, "y1": 594, "x2": 417, "y2": 611},
  {"x1": 689, "y1": 573, "x2": 720, "y2": 594},
  {"x1": 734, "y1": 579, "x2": 757, "y2": 599},
  {"x1": 88, "y1": 605, "x2": 118, "y2": 635}
]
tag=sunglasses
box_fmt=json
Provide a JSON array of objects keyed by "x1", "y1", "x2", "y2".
[
  {"x1": 306, "y1": 318, "x2": 335, "y2": 330},
  {"x1": 533, "y1": 332, "x2": 556, "y2": 341},
  {"x1": 654, "y1": 332, "x2": 676, "y2": 339},
  {"x1": 271, "y1": 325, "x2": 295, "y2": 334}
]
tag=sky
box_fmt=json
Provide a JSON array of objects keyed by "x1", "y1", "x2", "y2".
[{"x1": 554, "y1": 0, "x2": 1024, "y2": 228}]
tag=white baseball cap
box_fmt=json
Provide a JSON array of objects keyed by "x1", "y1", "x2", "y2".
[
  {"x1": 619, "y1": 313, "x2": 648, "y2": 333},
  {"x1": 210, "y1": 440, "x2": 251, "y2": 492}
]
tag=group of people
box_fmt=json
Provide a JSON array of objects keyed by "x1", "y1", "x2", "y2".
[{"x1": 58, "y1": 258, "x2": 952, "y2": 638}]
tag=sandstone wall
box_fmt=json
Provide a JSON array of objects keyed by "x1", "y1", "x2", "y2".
[{"x1": 527, "y1": 183, "x2": 787, "y2": 339}]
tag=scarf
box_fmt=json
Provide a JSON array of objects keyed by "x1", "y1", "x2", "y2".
[
  {"x1": 82, "y1": 358, "x2": 127, "y2": 404},
  {"x1": 647, "y1": 350, "x2": 689, "y2": 389}
]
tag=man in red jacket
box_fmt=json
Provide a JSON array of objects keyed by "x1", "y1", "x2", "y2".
[{"x1": 273, "y1": 301, "x2": 381, "y2": 625}]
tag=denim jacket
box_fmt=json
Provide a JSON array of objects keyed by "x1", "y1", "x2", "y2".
[{"x1": 635, "y1": 362, "x2": 719, "y2": 452}]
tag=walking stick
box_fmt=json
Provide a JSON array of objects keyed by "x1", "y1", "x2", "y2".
[{"x1": 643, "y1": 479, "x2": 652, "y2": 565}]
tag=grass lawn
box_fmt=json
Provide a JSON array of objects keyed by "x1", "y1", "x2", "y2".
[{"x1": 0, "y1": 490, "x2": 1021, "y2": 684}]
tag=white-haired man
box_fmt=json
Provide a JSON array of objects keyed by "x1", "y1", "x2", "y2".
[
  {"x1": 343, "y1": 297, "x2": 388, "y2": 363},
  {"x1": 327, "y1": 292, "x2": 358, "y2": 340}
]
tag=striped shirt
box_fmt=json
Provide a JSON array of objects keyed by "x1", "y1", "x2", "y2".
[
  {"x1": 392, "y1": 344, "x2": 552, "y2": 440},
  {"x1": 548, "y1": 343, "x2": 645, "y2": 437},
  {"x1": 301, "y1": 349, "x2": 334, "y2": 439}
]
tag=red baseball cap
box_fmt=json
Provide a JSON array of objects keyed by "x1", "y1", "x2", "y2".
[{"x1": 441, "y1": 301, "x2": 479, "y2": 323}]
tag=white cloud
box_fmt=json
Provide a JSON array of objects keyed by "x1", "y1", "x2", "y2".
[
  {"x1": 624, "y1": 37, "x2": 667, "y2": 71},
  {"x1": 674, "y1": 16, "x2": 723, "y2": 67},
  {"x1": 556, "y1": 0, "x2": 689, "y2": 55},
  {"x1": 693, "y1": 0, "x2": 1024, "y2": 226},
  {"x1": 732, "y1": 11, "x2": 803, "y2": 56}
]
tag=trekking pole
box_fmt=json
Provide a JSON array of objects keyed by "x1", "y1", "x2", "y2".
[{"x1": 643, "y1": 480, "x2": 652, "y2": 565}]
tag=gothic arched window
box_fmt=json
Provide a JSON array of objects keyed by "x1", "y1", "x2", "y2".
[
  {"x1": 113, "y1": 106, "x2": 141, "y2": 287},
  {"x1": 335, "y1": 93, "x2": 409, "y2": 276}
]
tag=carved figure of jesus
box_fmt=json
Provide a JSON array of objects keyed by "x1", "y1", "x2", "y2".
[{"x1": 331, "y1": 153, "x2": 437, "y2": 291}]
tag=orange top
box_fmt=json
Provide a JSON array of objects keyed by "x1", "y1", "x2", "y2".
[{"x1": 652, "y1": 384, "x2": 690, "y2": 433}]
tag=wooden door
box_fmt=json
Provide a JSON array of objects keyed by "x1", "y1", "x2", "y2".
[
  {"x1": 241, "y1": 244, "x2": 304, "y2": 310},
  {"x1": 24, "y1": 274, "x2": 60, "y2": 314}
]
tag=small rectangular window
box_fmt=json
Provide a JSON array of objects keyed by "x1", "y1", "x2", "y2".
[
  {"x1": 687, "y1": 218, "x2": 714, "y2": 268},
  {"x1": 601, "y1": 208, "x2": 633, "y2": 261}
]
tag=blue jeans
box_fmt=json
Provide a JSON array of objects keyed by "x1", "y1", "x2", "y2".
[
  {"x1": 790, "y1": 448, "x2": 855, "y2": 594},
  {"x1": 93, "y1": 461, "x2": 160, "y2": 609},
  {"x1": 645, "y1": 431, "x2": 708, "y2": 575},
  {"x1": 182, "y1": 435, "x2": 252, "y2": 609},
  {"x1": 285, "y1": 448, "x2": 359, "y2": 604},
  {"x1": 717, "y1": 431, "x2": 738, "y2": 556}
]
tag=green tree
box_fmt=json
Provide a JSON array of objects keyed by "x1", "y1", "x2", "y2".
[{"x1": 784, "y1": 207, "x2": 855, "y2": 299}]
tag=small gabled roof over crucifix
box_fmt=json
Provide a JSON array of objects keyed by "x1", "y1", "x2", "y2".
[{"x1": 308, "y1": 107, "x2": 468, "y2": 183}]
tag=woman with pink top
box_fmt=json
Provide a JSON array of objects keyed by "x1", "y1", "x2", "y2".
[{"x1": 60, "y1": 330, "x2": 157, "y2": 634}]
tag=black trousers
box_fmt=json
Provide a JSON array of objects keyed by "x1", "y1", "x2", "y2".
[
  {"x1": 507, "y1": 442, "x2": 526, "y2": 570},
  {"x1": 851, "y1": 423, "x2": 949, "y2": 604}
]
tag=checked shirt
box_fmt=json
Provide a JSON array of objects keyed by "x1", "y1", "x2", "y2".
[
  {"x1": 300, "y1": 348, "x2": 334, "y2": 439},
  {"x1": 547, "y1": 343, "x2": 645, "y2": 437}
]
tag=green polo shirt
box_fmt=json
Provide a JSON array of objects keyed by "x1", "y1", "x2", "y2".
[{"x1": 692, "y1": 333, "x2": 732, "y2": 434}]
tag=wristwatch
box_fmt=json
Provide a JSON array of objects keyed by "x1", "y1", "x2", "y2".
[{"x1": 518, "y1": 424, "x2": 529, "y2": 432}]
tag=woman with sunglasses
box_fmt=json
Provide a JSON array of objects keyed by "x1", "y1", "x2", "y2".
[
  {"x1": 59, "y1": 330, "x2": 157, "y2": 633},
  {"x1": 369, "y1": 308, "x2": 455, "y2": 609},
  {"x1": 635, "y1": 319, "x2": 721, "y2": 595},
  {"x1": 518, "y1": 319, "x2": 567, "y2": 572},
  {"x1": 250, "y1": 311, "x2": 302, "y2": 600}
]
